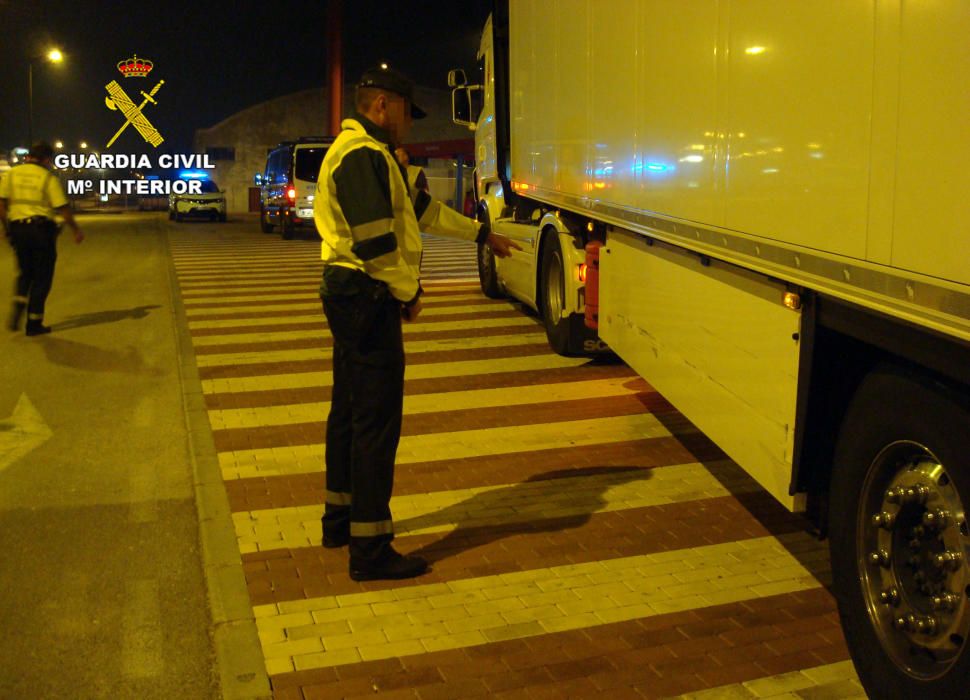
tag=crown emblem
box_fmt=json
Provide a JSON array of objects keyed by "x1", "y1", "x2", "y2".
[{"x1": 117, "y1": 54, "x2": 153, "y2": 78}]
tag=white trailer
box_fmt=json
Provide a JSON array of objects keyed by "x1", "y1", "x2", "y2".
[{"x1": 451, "y1": 1, "x2": 970, "y2": 696}]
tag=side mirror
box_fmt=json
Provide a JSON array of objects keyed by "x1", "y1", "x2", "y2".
[
  {"x1": 452, "y1": 87, "x2": 471, "y2": 124},
  {"x1": 447, "y1": 69, "x2": 467, "y2": 88},
  {"x1": 451, "y1": 86, "x2": 483, "y2": 130}
]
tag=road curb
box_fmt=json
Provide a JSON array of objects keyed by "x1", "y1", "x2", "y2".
[{"x1": 163, "y1": 221, "x2": 272, "y2": 700}]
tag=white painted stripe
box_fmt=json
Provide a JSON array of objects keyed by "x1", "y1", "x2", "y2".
[
  {"x1": 253, "y1": 535, "x2": 824, "y2": 674},
  {"x1": 200, "y1": 352, "x2": 591, "y2": 395},
  {"x1": 182, "y1": 294, "x2": 494, "y2": 315},
  {"x1": 218, "y1": 412, "x2": 671, "y2": 479},
  {"x1": 197, "y1": 330, "x2": 548, "y2": 368},
  {"x1": 671, "y1": 661, "x2": 865, "y2": 700},
  {"x1": 190, "y1": 314, "x2": 541, "y2": 347},
  {"x1": 187, "y1": 302, "x2": 515, "y2": 328}
]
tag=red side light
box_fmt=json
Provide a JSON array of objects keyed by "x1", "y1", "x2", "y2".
[{"x1": 287, "y1": 186, "x2": 296, "y2": 201}]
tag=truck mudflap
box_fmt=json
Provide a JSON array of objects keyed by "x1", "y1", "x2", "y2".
[{"x1": 567, "y1": 312, "x2": 611, "y2": 355}]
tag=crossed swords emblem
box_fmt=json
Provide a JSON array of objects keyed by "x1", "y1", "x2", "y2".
[{"x1": 104, "y1": 79, "x2": 165, "y2": 148}]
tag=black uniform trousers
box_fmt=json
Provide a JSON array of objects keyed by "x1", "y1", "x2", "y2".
[
  {"x1": 320, "y1": 268, "x2": 406, "y2": 563},
  {"x1": 10, "y1": 218, "x2": 58, "y2": 319}
]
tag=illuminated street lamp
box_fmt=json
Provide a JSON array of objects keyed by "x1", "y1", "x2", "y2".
[
  {"x1": 28, "y1": 47, "x2": 65, "y2": 145},
  {"x1": 79, "y1": 141, "x2": 88, "y2": 149},
  {"x1": 54, "y1": 140, "x2": 64, "y2": 149}
]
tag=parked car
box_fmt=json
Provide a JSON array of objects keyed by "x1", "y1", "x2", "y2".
[
  {"x1": 169, "y1": 179, "x2": 226, "y2": 222},
  {"x1": 256, "y1": 137, "x2": 332, "y2": 239}
]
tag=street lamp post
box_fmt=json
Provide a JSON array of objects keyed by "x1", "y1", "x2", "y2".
[{"x1": 27, "y1": 48, "x2": 64, "y2": 145}]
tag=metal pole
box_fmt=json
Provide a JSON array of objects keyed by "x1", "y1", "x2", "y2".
[
  {"x1": 327, "y1": 0, "x2": 343, "y2": 137},
  {"x1": 27, "y1": 61, "x2": 33, "y2": 145},
  {"x1": 455, "y1": 154, "x2": 464, "y2": 209}
]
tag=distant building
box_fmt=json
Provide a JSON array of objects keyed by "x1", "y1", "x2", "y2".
[{"x1": 194, "y1": 86, "x2": 472, "y2": 213}]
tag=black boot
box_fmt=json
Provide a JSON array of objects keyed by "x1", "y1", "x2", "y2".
[
  {"x1": 7, "y1": 302, "x2": 26, "y2": 331},
  {"x1": 25, "y1": 319, "x2": 51, "y2": 336},
  {"x1": 350, "y1": 545, "x2": 428, "y2": 581}
]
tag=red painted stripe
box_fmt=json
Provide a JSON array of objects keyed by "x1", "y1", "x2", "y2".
[{"x1": 268, "y1": 588, "x2": 847, "y2": 700}]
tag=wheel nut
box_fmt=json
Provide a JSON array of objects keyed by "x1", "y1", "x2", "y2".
[
  {"x1": 872, "y1": 511, "x2": 896, "y2": 529},
  {"x1": 932, "y1": 593, "x2": 959, "y2": 612},
  {"x1": 886, "y1": 487, "x2": 901, "y2": 504},
  {"x1": 869, "y1": 550, "x2": 891, "y2": 567},
  {"x1": 916, "y1": 616, "x2": 939, "y2": 635},
  {"x1": 894, "y1": 615, "x2": 910, "y2": 631},
  {"x1": 880, "y1": 588, "x2": 900, "y2": 606},
  {"x1": 923, "y1": 509, "x2": 951, "y2": 530},
  {"x1": 933, "y1": 551, "x2": 963, "y2": 571},
  {"x1": 903, "y1": 484, "x2": 930, "y2": 505}
]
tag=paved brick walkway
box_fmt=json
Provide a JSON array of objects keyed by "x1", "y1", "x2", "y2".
[{"x1": 168, "y1": 228, "x2": 867, "y2": 699}]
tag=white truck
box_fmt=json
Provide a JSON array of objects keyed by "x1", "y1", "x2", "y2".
[{"x1": 450, "y1": 2, "x2": 970, "y2": 696}]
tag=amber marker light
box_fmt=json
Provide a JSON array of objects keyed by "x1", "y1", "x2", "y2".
[
  {"x1": 287, "y1": 187, "x2": 296, "y2": 200},
  {"x1": 578, "y1": 263, "x2": 588, "y2": 283},
  {"x1": 783, "y1": 292, "x2": 802, "y2": 310}
]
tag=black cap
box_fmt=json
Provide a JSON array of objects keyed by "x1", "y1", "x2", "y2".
[
  {"x1": 28, "y1": 141, "x2": 54, "y2": 161},
  {"x1": 357, "y1": 66, "x2": 427, "y2": 119}
]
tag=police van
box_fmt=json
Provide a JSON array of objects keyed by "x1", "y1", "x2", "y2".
[{"x1": 256, "y1": 137, "x2": 333, "y2": 239}]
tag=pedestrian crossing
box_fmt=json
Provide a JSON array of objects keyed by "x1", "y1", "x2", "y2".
[{"x1": 168, "y1": 223, "x2": 865, "y2": 699}]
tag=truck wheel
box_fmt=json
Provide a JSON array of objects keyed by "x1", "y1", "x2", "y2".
[
  {"x1": 260, "y1": 206, "x2": 274, "y2": 234},
  {"x1": 281, "y1": 212, "x2": 295, "y2": 240},
  {"x1": 829, "y1": 365, "x2": 970, "y2": 699},
  {"x1": 540, "y1": 234, "x2": 571, "y2": 355},
  {"x1": 478, "y1": 242, "x2": 505, "y2": 299}
]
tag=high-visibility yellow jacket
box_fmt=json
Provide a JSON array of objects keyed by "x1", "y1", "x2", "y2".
[
  {"x1": 0, "y1": 163, "x2": 67, "y2": 221},
  {"x1": 314, "y1": 117, "x2": 484, "y2": 303}
]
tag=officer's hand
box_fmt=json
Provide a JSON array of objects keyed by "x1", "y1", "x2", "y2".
[
  {"x1": 401, "y1": 297, "x2": 423, "y2": 322},
  {"x1": 486, "y1": 232, "x2": 521, "y2": 258},
  {"x1": 73, "y1": 228, "x2": 84, "y2": 244}
]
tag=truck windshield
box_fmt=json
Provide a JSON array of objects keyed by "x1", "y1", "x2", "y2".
[
  {"x1": 295, "y1": 147, "x2": 327, "y2": 183},
  {"x1": 198, "y1": 180, "x2": 219, "y2": 193}
]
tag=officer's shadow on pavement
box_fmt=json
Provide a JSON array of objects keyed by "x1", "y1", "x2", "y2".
[
  {"x1": 50, "y1": 305, "x2": 161, "y2": 331},
  {"x1": 395, "y1": 465, "x2": 653, "y2": 566},
  {"x1": 34, "y1": 336, "x2": 163, "y2": 376}
]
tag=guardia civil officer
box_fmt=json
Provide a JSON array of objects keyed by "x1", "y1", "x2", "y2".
[
  {"x1": 313, "y1": 66, "x2": 518, "y2": 581},
  {"x1": 394, "y1": 147, "x2": 429, "y2": 194},
  {"x1": 1, "y1": 141, "x2": 84, "y2": 335}
]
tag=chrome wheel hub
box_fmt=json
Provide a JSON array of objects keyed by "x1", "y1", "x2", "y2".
[{"x1": 859, "y1": 441, "x2": 970, "y2": 679}]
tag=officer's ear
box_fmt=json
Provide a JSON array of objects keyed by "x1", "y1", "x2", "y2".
[{"x1": 374, "y1": 92, "x2": 388, "y2": 115}]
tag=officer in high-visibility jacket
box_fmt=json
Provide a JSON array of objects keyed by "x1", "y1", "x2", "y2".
[
  {"x1": 0, "y1": 141, "x2": 84, "y2": 335},
  {"x1": 313, "y1": 66, "x2": 518, "y2": 581}
]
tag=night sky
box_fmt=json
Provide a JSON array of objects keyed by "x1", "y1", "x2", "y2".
[{"x1": 0, "y1": 0, "x2": 493, "y2": 154}]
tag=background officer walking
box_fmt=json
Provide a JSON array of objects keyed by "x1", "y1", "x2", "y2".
[
  {"x1": 0, "y1": 141, "x2": 83, "y2": 335},
  {"x1": 314, "y1": 65, "x2": 517, "y2": 581}
]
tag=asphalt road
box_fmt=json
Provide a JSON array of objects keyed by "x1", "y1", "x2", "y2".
[{"x1": 0, "y1": 212, "x2": 219, "y2": 699}]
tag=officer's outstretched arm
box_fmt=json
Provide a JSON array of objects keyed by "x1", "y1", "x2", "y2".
[
  {"x1": 411, "y1": 190, "x2": 521, "y2": 258},
  {"x1": 412, "y1": 190, "x2": 479, "y2": 242}
]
